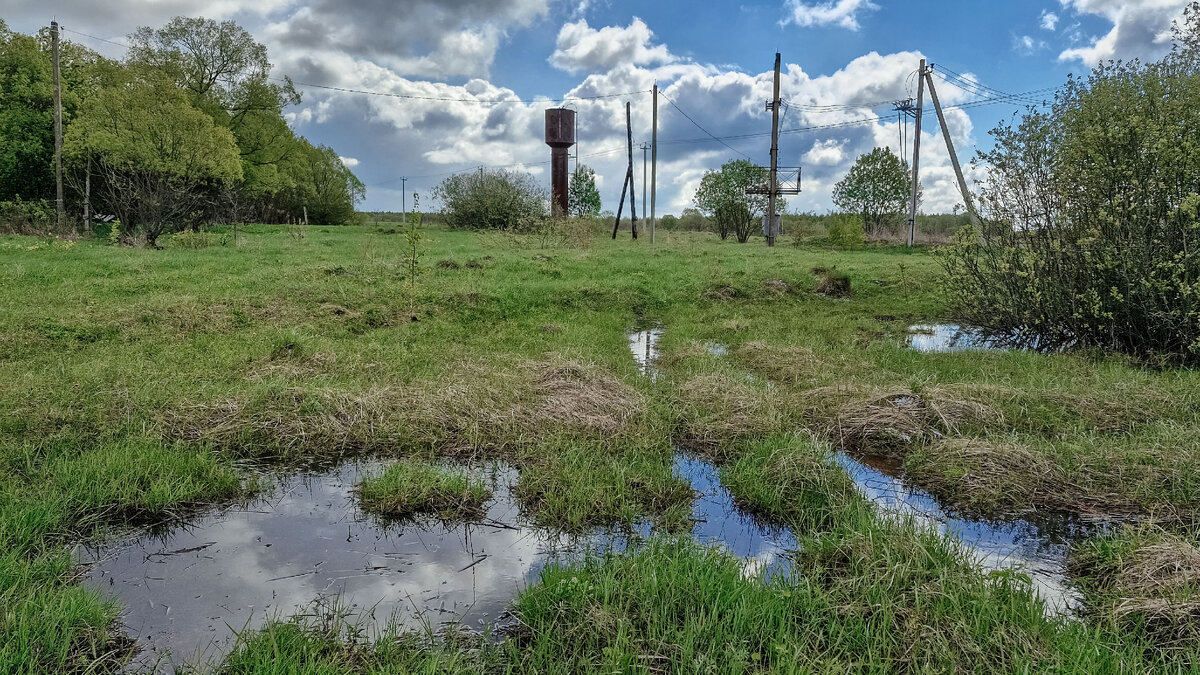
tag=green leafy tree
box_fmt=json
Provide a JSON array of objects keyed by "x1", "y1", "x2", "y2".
[
  {"x1": 128, "y1": 17, "x2": 303, "y2": 216},
  {"x1": 434, "y1": 169, "x2": 546, "y2": 230},
  {"x1": 942, "y1": 2, "x2": 1200, "y2": 363},
  {"x1": 694, "y1": 159, "x2": 779, "y2": 243},
  {"x1": 832, "y1": 147, "x2": 912, "y2": 236},
  {"x1": 64, "y1": 71, "x2": 242, "y2": 246},
  {"x1": 567, "y1": 164, "x2": 601, "y2": 217}
]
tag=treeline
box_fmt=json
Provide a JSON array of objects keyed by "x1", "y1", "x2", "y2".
[
  {"x1": 0, "y1": 17, "x2": 363, "y2": 244},
  {"x1": 657, "y1": 209, "x2": 969, "y2": 241}
]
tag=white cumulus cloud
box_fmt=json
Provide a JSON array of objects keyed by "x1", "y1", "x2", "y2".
[
  {"x1": 1058, "y1": 0, "x2": 1189, "y2": 64},
  {"x1": 782, "y1": 0, "x2": 879, "y2": 30}
]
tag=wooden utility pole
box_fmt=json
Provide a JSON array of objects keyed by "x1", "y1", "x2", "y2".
[
  {"x1": 639, "y1": 142, "x2": 649, "y2": 224},
  {"x1": 907, "y1": 59, "x2": 926, "y2": 247},
  {"x1": 51, "y1": 20, "x2": 65, "y2": 231},
  {"x1": 766, "y1": 52, "x2": 782, "y2": 247},
  {"x1": 611, "y1": 102, "x2": 638, "y2": 239},
  {"x1": 923, "y1": 69, "x2": 980, "y2": 231},
  {"x1": 650, "y1": 83, "x2": 658, "y2": 244}
]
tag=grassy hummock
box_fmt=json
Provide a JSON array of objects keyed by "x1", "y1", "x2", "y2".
[{"x1": 358, "y1": 461, "x2": 492, "y2": 522}]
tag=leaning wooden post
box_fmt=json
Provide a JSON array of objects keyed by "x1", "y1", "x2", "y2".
[{"x1": 907, "y1": 59, "x2": 926, "y2": 247}]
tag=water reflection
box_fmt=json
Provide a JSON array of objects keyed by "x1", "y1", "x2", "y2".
[
  {"x1": 627, "y1": 328, "x2": 663, "y2": 376},
  {"x1": 908, "y1": 324, "x2": 1010, "y2": 353},
  {"x1": 673, "y1": 453, "x2": 797, "y2": 578},
  {"x1": 833, "y1": 452, "x2": 1085, "y2": 615},
  {"x1": 79, "y1": 464, "x2": 589, "y2": 670}
]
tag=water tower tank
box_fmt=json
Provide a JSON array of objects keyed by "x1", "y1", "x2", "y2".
[{"x1": 545, "y1": 108, "x2": 577, "y2": 216}]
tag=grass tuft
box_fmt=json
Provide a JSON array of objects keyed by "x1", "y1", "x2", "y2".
[{"x1": 358, "y1": 461, "x2": 491, "y2": 522}]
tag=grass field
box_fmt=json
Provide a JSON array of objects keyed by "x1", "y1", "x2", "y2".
[{"x1": 1, "y1": 224, "x2": 1198, "y2": 672}]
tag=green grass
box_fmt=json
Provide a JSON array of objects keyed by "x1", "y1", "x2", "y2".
[
  {"x1": 358, "y1": 461, "x2": 491, "y2": 521},
  {"x1": 1, "y1": 224, "x2": 1199, "y2": 671}
]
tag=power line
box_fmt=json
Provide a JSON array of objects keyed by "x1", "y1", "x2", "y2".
[
  {"x1": 284, "y1": 80, "x2": 651, "y2": 105},
  {"x1": 658, "y1": 92, "x2": 753, "y2": 160}
]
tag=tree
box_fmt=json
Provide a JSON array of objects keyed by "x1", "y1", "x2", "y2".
[
  {"x1": 832, "y1": 147, "x2": 912, "y2": 236},
  {"x1": 128, "y1": 17, "x2": 303, "y2": 215},
  {"x1": 693, "y1": 160, "x2": 779, "y2": 243},
  {"x1": 678, "y1": 207, "x2": 707, "y2": 231},
  {"x1": 567, "y1": 164, "x2": 601, "y2": 217},
  {"x1": 941, "y1": 2, "x2": 1200, "y2": 364},
  {"x1": 434, "y1": 169, "x2": 546, "y2": 230},
  {"x1": 283, "y1": 140, "x2": 364, "y2": 225},
  {"x1": 64, "y1": 71, "x2": 242, "y2": 246}
]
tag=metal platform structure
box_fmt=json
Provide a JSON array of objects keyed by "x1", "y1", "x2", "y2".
[{"x1": 745, "y1": 166, "x2": 802, "y2": 195}]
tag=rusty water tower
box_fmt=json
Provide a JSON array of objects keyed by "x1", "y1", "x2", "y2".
[{"x1": 545, "y1": 108, "x2": 576, "y2": 217}]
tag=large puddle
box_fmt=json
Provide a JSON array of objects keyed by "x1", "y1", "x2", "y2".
[
  {"x1": 79, "y1": 454, "x2": 796, "y2": 671},
  {"x1": 834, "y1": 452, "x2": 1085, "y2": 615}
]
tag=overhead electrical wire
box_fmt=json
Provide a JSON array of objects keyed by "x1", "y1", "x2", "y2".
[{"x1": 658, "y1": 92, "x2": 753, "y2": 160}]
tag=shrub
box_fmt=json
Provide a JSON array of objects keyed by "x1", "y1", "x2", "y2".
[
  {"x1": 828, "y1": 213, "x2": 865, "y2": 249},
  {"x1": 433, "y1": 169, "x2": 546, "y2": 230},
  {"x1": 0, "y1": 198, "x2": 55, "y2": 235},
  {"x1": 941, "y1": 10, "x2": 1200, "y2": 364}
]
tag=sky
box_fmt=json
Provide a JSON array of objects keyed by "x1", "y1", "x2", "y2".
[{"x1": 3, "y1": 0, "x2": 1194, "y2": 214}]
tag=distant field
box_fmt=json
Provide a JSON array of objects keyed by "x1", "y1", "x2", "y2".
[{"x1": 1, "y1": 224, "x2": 1196, "y2": 672}]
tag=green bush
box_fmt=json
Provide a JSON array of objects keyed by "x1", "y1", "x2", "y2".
[
  {"x1": 433, "y1": 169, "x2": 546, "y2": 230},
  {"x1": 0, "y1": 198, "x2": 55, "y2": 235},
  {"x1": 941, "y1": 10, "x2": 1200, "y2": 364},
  {"x1": 828, "y1": 213, "x2": 865, "y2": 249}
]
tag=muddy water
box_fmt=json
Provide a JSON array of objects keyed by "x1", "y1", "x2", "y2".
[{"x1": 833, "y1": 452, "x2": 1085, "y2": 615}]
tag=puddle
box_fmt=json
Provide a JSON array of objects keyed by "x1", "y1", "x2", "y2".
[
  {"x1": 908, "y1": 324, "x2": 1019, "y2": 353},
  {"x1": 78, "y1": 444, "x2": 1086, "y2": 669},
  {"x1": 627, "y1": 328, "x2": 663, "y2": 376},
  {"x1": 672, "y1": 453, "x2": 797, "y2": 578},
  {"x1": 79, "y1": 454, "x2": 796, "y2": 670},
  {"x1": 78, "y1": 463, "x2": 616, "y2": 671},
  {"x1": 834, "y1": 452, "x2": 1086, "y2": 615},
  {"x1": 705, "y1": 342, "x2": 728, "y2": 357}
]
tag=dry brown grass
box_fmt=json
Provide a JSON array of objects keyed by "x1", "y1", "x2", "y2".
[
  {"x1": 162, "y1": 356, "x2": 642, "y2": 462},
  {"x1": 674, "y1": 374, "x2": 794, "y2": 456},
  {"x1": 732, "y1": 341, "x2": 820, "y2": 385},
  {"x1": 818, "y1": 386, "x2": 1002, "y2": 457},
  {"x1": 1073, "y1": 530, "x2": 1200, "y2": 657},
  {"x1": 535, "y1": 358, "x2": 642, "y2": 435}
]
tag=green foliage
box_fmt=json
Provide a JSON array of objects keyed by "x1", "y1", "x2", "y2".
[
  {"x1": 942, "y1": 9, "x2": 1200, "y2": 364},
  {"x1": 567, "y1": 164, "x2": 601, "y2": 217},
  {"x1": 827, "y1": 213, "x2": 865, "y2": 249},
  {"x1": 0, "y1": 198, "x2": 54, "y2": 235},
  {"x1": 832, "y1": 147, "x2": 912, "y2": 236},
  {"x1": 694, "y1": 159, "x2": 782, "y2": 242},
  {"x1": 434, "y1": 168, "x2": 546, "y2": 230},
  {"x1": 64, "y1": 71, "x2": 242, "y2": 245},
  {"x1": 658, "y1": 214, "x2": 679, "y2": 230}
]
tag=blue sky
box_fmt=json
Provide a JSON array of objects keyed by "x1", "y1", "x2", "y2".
[{"x1": 3, "y1": 0, "x2": 1192, "y2": 214}]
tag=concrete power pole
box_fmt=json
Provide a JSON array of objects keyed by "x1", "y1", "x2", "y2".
[
  {"x1": 51, "y1": 20, "x2": 65, "y2": 231},
  {"x1": 923, "y1": 68, "x2": 980, "y2": 234},
  {"x1": 401, "y1": 177, "x2": 408, "y2": 215},
  {"x1": 766, "y1": 52, "x2": 782, "y2": 247},
  {"x1": 650, "y1": 83, "x2": 658, "y2": 244},
  {"x1": 907, "y1": 59, "x2": 926, "y2": 247}
]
